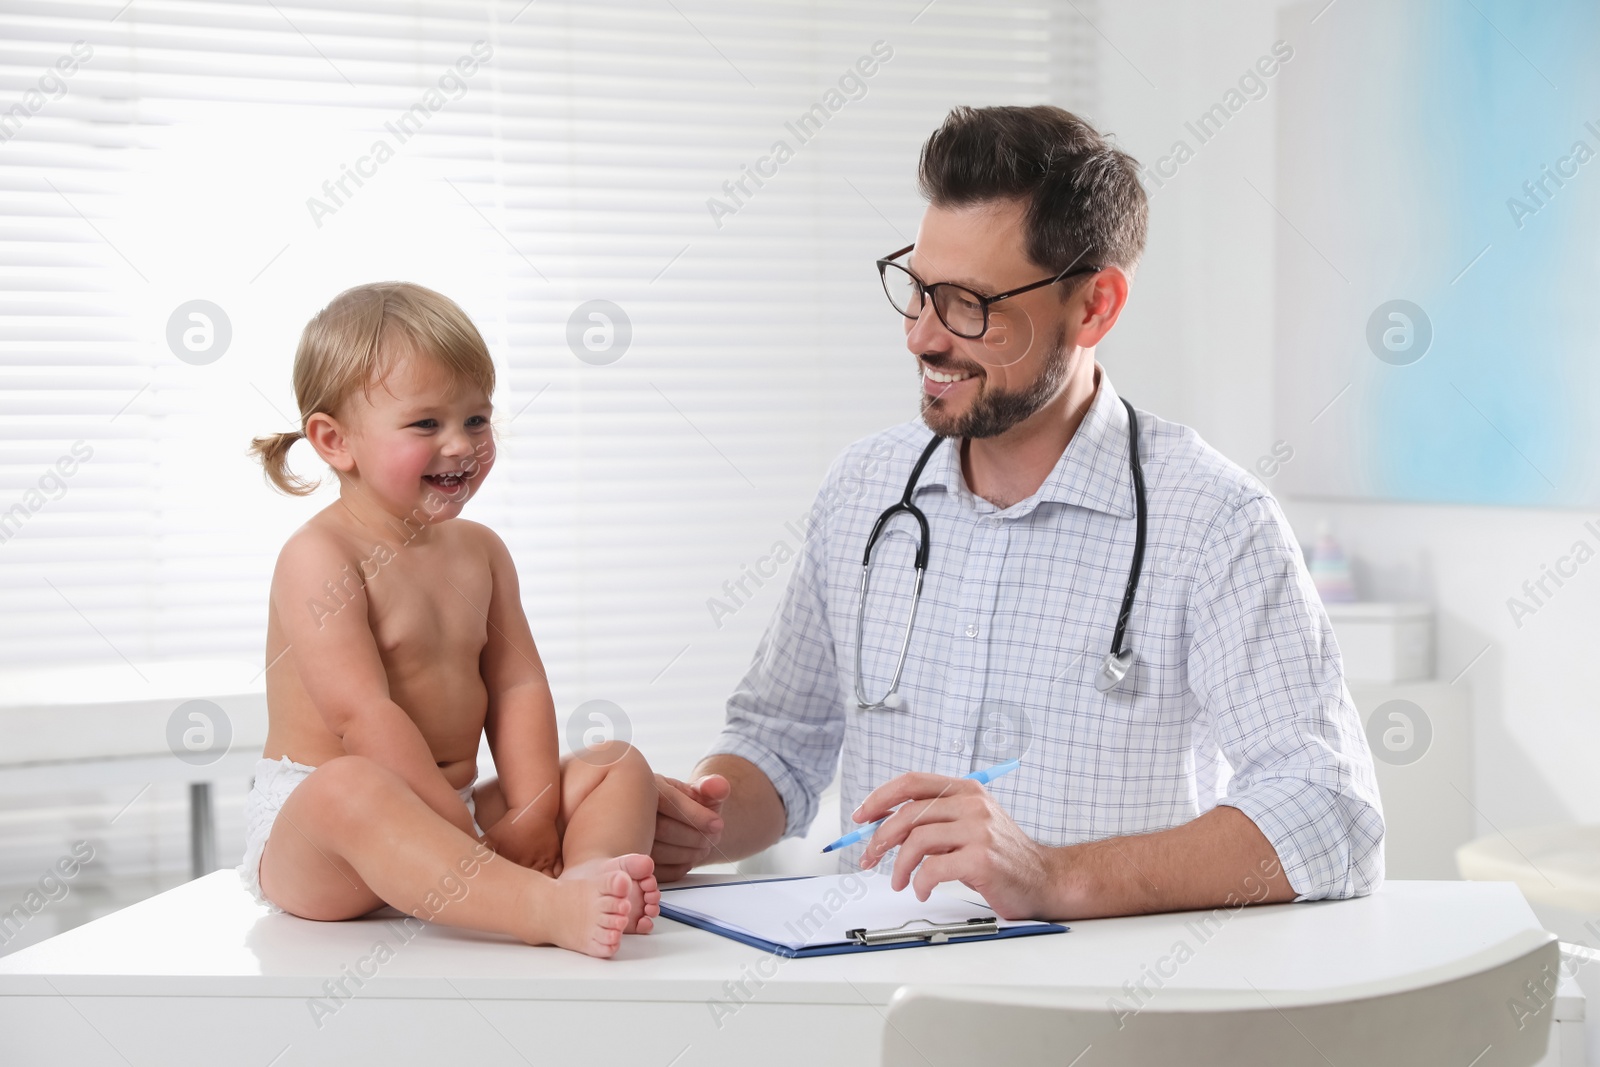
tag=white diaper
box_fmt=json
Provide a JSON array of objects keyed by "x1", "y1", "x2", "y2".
[{"x1": 237, "y1": 755, "x2": 481, "y2": 914}]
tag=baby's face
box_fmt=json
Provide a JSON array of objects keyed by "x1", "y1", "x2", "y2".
[{"x1": 343, "y1": 351, "x2": 495, "y2": 522}]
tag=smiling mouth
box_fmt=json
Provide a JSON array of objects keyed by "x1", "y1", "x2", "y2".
[
  {"x1": 921, "y1": 358, "x2": 981, "y2": 385},
  {"x1": 423, "y1": 471, "x2": 471, "y2": 493}
]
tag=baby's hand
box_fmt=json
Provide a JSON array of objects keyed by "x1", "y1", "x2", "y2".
[{"x1": 484, "y1": 817, "x2": 563, "y2": 877}]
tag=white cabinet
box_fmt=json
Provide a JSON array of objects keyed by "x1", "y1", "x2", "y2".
[
  {"x1": 1325, "y1": 601, "x2": 1435, "y2": 683},
  {"x1": 1349, "y1": 680, "x2": 1475, "y2": 880}
]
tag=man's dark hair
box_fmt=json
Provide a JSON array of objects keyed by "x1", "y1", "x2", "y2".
[{"x1": 917, "y1": 105, "x2": 1148, "y2": 281}]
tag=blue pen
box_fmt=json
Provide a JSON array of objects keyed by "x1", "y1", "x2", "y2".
[{"x1": 820, "y1": 757, "x2": 1022, "y2": 853}]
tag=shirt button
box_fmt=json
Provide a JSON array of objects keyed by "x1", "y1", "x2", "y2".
[
  {"x1": 964, "y1": 623, "x2": 979, "y2": 638},
  {"x1": 950, "y1": 738, "x2": 965, "y2": 753}
]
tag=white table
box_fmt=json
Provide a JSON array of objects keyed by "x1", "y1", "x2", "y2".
[
  {"x1": 0, "y1": 873, "x2": 1585, "y2": 1066},
  {"x1": 0, "y1": 659, "x2": 269, "y2": 879}
]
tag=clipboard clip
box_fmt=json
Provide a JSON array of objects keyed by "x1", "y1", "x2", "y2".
[{"x1": 845, "y1": 916, "x2": 999, "y2": 946}]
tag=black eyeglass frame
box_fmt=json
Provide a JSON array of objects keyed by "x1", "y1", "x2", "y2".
[{"x1": 875, "y1": 243, "x2": 1104, "y2": 339}]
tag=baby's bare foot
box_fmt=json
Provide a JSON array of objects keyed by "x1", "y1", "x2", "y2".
[
  {"x1": 525, "y1": 870, "x2": 632, "y2": 958},
  {"x1": 561, "y1": 854, "x2": 661, "y2": 934}
]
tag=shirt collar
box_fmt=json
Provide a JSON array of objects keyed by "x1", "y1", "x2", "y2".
[{"x1": 914, "y1": 365, "x2": 1137, "y2": 520}]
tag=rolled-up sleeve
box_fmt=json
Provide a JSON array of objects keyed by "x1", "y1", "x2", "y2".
[
  {"x1": 702, "y1": 479, "x2": 849, "y2": 840},
  {"x1": 1187, "y1": 491, "x2": 1386, "y2": 900}
]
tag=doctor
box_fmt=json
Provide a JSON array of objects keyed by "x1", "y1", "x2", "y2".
[{"x1": 651, "y1": 105, "x2": 1383, "y2": 921}]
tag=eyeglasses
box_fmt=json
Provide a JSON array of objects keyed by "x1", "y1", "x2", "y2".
[{"x1": 876, "y1": 244, "x2": 1103, "y2": 340}]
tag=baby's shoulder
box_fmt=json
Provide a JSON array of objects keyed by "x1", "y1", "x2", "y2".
[
  {"x1": 272, "y1": 514, "x2": 363, "y2": 581},
  {"x1": 441, "y1": 517, "x2": 508, "y2": 558}
]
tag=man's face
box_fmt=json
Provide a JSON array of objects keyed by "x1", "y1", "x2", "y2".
[{"x1": 902, "y1": 199, "x2": 1089, "y2": 439}]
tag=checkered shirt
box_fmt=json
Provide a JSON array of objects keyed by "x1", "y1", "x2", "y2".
[{"x1": 704, "y1": 370, "x2": 1384, "y2": 900}]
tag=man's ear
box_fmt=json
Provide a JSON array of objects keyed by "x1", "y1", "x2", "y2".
[
  {"x1": 1071, "y1": 267, "x2": 1131, "y2": 349},
  {"x1": 303, "y1": 411, "x2": 357, "y2": 474}
]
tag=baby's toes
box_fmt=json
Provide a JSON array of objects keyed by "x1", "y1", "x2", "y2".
[
  {"x1": 601, "y1": 871, "x2": 632, "y2": 906},
  {"x1": 618, "y1": 853, "x2": 655, "y2": 882}
]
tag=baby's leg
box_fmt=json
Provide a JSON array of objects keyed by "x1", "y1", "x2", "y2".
[
  {"x1": 554, "y1": 741, "x2": 662, "y2": 933},
  {"x1": 257, "y1": 754, "x2": 632, "y2": 958}
]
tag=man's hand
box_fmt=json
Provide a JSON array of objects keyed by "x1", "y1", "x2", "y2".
[
  {"x1": 651, "y1": 773, "x2": 730, "y2": 882},
  {"x1": 854, "y1": 772, "x2": 1059, "y2": 921},
  {"x1": 482, "y1": 815, "x2": 563, "y2": 877}
]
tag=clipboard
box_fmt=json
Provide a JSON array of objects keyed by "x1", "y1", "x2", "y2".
[{"x1": 658, "y1": 874, "x2": 1070, "y2": 958}]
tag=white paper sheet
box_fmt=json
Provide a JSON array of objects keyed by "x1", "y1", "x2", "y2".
[{"x1": 660, "y1": 872, "x2": 1056, "y2": 950}]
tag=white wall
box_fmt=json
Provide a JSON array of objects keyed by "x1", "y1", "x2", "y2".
[
  {"x1": 1092, "y1": 0, "x2": 1282, "y2": 468},
  {"x1": 1094, "y1": 0, "x2": 1599, "y2": 839}
]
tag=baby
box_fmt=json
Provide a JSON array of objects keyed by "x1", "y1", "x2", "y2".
[{"x1": 239, "y1": 281, "x2": 659, "y2": 958}]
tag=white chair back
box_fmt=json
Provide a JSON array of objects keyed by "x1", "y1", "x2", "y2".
[{"x1": 882, "y1": 930, "x2": 1559, "y2": 1066}]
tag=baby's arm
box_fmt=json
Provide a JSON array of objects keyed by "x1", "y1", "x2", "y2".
[
  {"x1": 273, "y1": 529, "x2": 476, "y2": 836},
  {"x1": 474, "y1": 526, "x2": 564, "y2": 868}
]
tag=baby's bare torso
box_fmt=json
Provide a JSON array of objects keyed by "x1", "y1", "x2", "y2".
[{"x1": 263, "y1": 515, "x2": 492, "y2": 790}]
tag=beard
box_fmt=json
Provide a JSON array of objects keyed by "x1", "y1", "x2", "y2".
[{"x1": 919, "y1": 323, "x2": 1070, "y2": 439}]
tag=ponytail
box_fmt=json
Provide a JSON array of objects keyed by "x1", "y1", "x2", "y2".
[{"x1": 247, "y1": 430, "x2": 320, "y2": 496}]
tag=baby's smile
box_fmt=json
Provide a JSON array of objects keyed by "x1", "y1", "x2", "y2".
[{"x1": 423, "y1": 469, "x2": 473, "y2": 497}]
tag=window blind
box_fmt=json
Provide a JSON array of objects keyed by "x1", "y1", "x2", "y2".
[{"x1": 0, "y1": 0, "x2": 1095, "y2": 783}]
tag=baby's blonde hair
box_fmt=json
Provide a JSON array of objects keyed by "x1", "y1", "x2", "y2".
[{"x1": 250, "y1": 281, "x2": 496, "y2": 496}]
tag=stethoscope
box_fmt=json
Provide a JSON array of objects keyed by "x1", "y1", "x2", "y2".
[{"x1": 853, "y1": 397, "x2": 1148, "y2": 709}]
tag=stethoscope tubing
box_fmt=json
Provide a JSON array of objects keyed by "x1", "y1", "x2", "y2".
[
  {"x1": 854, "y1": 398, "x2": 1146, "y2": 710},
  {"x1": 1106, "y1": 397, "x2": 1147, "y2": 662}
]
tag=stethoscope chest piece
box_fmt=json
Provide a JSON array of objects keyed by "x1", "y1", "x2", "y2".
[{"x1": 1095, "y1": 648, "x2": 1135, "y2": 693}]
